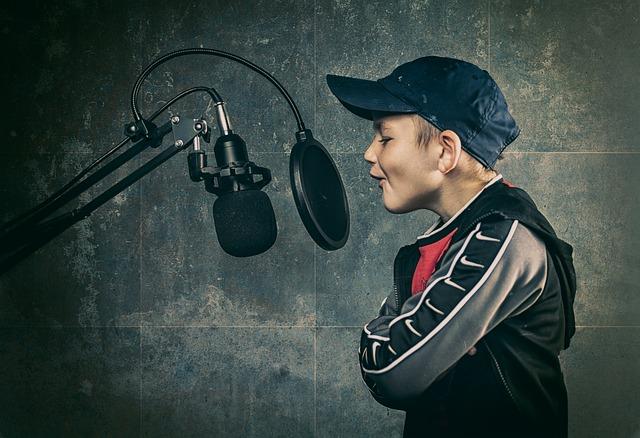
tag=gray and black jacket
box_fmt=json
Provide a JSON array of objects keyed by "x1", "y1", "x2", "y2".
[{"x1": 359, "y1": 175, "x2": 577, "y2": 438}]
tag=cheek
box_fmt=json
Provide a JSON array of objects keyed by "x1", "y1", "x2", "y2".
[
  {"x1": 381, "y1": 148, "x2": 424, "y2": 181},
  {"x1": 390, "y1": 159, "x2": 432, "y2": 198},
  {"x1": 378, "y1": 150, "x2": 403, "y2": 179}
]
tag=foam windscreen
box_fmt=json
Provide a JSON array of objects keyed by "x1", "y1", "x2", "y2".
[{"x1": 212, "y1": 189, "x2": 277, "y2": 257}]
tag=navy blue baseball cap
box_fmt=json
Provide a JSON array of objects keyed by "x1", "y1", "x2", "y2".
[{"x1": 326, "y1": 56, "x2": 520, "y2": 170}]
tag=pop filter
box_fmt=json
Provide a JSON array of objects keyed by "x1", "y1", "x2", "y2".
[{"x1": 290, "y1": 129, "x2": 349, "y2": 251}]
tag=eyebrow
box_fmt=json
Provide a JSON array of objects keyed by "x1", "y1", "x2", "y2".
[{"x1": 373, "y1": 120, "x2": 388, "y2": 132}]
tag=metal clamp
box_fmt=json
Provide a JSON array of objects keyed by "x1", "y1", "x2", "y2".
[{"x1": 171, "y1": 116, "x2": 210, "y2": 150}]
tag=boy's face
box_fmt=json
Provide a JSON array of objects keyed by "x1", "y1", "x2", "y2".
[{"x1": 365, "y1": 111, "x2": 442, "y2": 214}]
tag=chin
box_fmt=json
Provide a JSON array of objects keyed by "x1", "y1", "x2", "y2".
[
  {"x1": 383, "y1": 201, "x2": 415, "y2": 215},
  {"x1": 382, "y1": 188, "x2": 420, "y2": 214}
]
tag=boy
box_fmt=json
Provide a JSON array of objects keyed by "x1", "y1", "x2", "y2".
[{"x1": 326, "y1": 56, "x2": 577, "y2": 437}]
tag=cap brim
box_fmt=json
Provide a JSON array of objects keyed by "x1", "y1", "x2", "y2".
[{"x1": 326, "y1": 74, "x2": 416, "y2": 121}]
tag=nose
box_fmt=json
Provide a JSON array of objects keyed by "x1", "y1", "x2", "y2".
[{"x1": 363, "y1": 138, "x2": 378, "y2": 165}]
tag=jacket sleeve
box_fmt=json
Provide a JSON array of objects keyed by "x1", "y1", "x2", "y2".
[{"x1": 358, "y1": 219, "x2": 549, "y2": 410}]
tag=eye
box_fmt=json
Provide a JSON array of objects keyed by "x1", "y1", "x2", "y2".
[{"x1": 379, "y1": 137, "x2": 392, "y2": 145}]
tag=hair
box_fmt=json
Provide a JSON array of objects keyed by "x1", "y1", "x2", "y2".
[{"x1": 411, "y1": 113, "x2": 504, "y2": 181}]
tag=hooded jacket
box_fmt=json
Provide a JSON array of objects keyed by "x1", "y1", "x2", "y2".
[{"x1": 359, "y1": 174, "x2": 577, "y2": 438}]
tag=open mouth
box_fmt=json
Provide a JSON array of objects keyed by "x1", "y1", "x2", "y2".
[{"x1": 370, "y1": 172, "x2": 386, "y2": 187}]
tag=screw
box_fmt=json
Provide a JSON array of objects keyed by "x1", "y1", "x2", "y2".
[
  {"x1": 174, "y1": 140, "x2": 184, "y2": 147},
  {"x1": 171, "y1": 116, "x2": 180, "y2": 124},
  {"x1": 195, "y1": 122, "x2": 203, "y2": 131}
]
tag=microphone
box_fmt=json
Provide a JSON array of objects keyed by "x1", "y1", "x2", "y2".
[
  {"x1": 212, "y1": 187, "x2": 277, "y2": 257},
  {"x1": 192, "y1": 102, "x2": 277, "y2": 257},
  {"x1": 188, "y1": 94, "x2": 349, "y2": 257}
]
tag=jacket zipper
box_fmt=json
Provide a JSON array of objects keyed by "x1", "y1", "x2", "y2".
[
  {"x1": 484, "y1": 339, "x2": 518, "y2": 408},
  {"x1": 393, "y1": 280, "x2": 399, "y2": 312},
  {"x1": 393, "y1": 252, "x2": 400, "y2": 311},
  {"x1": 392, "y1": 245, "x2": 415, "y2": 311},
  {"x1": 392, "y1": 245, "x2": 410, "y2": 312}
]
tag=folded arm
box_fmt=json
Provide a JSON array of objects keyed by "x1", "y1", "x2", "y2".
[{"x1": 358, "y1": 219, "x2": 548, "y2": 410}]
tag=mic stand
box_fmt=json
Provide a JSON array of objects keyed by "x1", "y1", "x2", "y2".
[
  {"x1": 0, "y1": 116, "x2": 209, "y2": 274},
  {"x1": 1, "y1": 46, "x2": 351, "y2": 274}
]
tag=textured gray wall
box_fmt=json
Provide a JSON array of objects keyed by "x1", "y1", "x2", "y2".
[{"x1": 0, "y1": 0, "x2": 638, "y2": 437}]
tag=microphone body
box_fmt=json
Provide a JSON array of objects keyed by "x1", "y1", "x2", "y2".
[{"x1": 203, "y1": 132, "x2": 277, "y2": 257}]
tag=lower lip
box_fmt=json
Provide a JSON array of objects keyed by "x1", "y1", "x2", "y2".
[{"x1": 379, "y1": 179, "x2": 385, "y2": 187}]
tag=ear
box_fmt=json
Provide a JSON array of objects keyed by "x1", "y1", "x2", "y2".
[{"x1": 437, "y1": 130, "x2": 462, "y2": 174}]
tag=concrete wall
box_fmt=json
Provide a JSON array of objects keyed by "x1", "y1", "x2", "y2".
[{"x1": 0, "y1": 0, "x2": 638, "y2": 436}]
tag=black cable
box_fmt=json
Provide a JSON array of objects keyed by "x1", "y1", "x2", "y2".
[
  {"x1": 1, "y1": 86, "x2": 220, "y2": 234},
  {"x1": 148, "y1": 86, "x2": 220, "y2": 120},
  {"x1": 130, "y1": 48, "x2": 306, "y2": 132}
]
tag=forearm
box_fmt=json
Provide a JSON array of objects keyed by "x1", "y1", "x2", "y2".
[{"x1": 358, "y1": 219, "x2": 548, "y2": 407}]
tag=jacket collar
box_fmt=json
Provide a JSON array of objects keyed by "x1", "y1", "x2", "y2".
[{"x1": 416, "y1": 173, "x2": 504, "y2": 243}]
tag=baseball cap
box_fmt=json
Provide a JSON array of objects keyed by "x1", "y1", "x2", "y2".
[{"x1": 326, "y1": 56, "x2": 520, "y2": 170}]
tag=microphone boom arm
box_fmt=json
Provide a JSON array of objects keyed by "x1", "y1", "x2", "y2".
[{"x1": 0, "y1": 117, "x2": 209, "y2": 274}]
